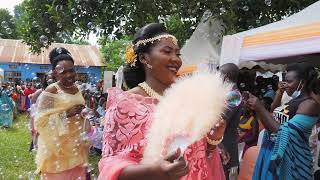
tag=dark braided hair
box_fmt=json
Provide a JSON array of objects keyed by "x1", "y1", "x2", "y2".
[
  {"x1": 49, "y1": 47, "x2": 74, "y2": 70},
  {"x1": 123, "y1": 23, "x2": 169, "y2": 89},
  {"x1": 286, "y1": 63, "x2": 319, "y2": 95}
]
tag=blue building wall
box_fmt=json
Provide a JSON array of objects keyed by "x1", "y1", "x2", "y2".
[{"x1": 0, "y1": 63, "x2": 102, "y2": 83}]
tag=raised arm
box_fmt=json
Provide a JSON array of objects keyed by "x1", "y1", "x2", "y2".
[
  {"x1": 270, "y1": 91, "x2": 283, "y2": 112},
  {"x1": 247, "y1": 93, "x2": 280, "y2": 133},
  {"x1": 271, "y1": 82, "x2": 287, "y2": 112}
]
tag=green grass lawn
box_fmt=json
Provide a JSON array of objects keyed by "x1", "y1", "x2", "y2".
[{"x1": 0, "y1": 113, "x2": 100, "y2": 180}]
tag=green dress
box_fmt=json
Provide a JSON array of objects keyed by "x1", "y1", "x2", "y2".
[{"x1": 0, "y1": 90, "x2": 14, "y2": 127}]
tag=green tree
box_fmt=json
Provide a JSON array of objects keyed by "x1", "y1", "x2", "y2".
[
  {"x1": 100, "y1": 36, "x2": 131, "y2": 72},
  {"x1": 165, "y1": 15, "x2": 194, "y2": 47},
  {"x1": 18, "y1": 0, "x2": 318, "y2": 53},
  {"x1": 15, "y1": 0, "x2": 89, "y2": 53},
  {"x1": 0, "y1": 9, "x2": 19, "y2": 39}
]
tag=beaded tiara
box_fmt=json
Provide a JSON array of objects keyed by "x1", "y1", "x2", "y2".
[{"x1": 125, "y1": 34, "x2": 178, "y2": 67}]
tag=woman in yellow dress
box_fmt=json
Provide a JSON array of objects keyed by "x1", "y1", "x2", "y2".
[{"x1": 35, "y1": 47, "x2": 89, "y2": 179}]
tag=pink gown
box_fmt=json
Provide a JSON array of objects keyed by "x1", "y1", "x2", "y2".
[{"x1": 98, "y1": 88, "x2": 225, "y2": 180}]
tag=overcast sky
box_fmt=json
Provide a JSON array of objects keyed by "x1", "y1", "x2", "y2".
[{"x1": 0, "y1": 0, "x2": 24, "y2": 14}]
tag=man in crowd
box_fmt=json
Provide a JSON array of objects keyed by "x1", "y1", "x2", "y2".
[{"x1": 219, "y1": 63, "x2": 242, "y2": 180}]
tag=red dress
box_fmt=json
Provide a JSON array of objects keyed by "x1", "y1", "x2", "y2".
[{"x1": 23, "y1": 88, "x2": 35, "y2": 110}]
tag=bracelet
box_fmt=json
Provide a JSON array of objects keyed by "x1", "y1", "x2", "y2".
[{"x1": 206, "y1": 136, "x2": 223, "y2": 146}]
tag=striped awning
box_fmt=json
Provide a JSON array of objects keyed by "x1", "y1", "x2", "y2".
[
  {"x1": 0, "y1": 39, "x2": 104, "y2": 67},
  {"x1": 242, "y1": 22, "x2": 320, "y2": 47}
]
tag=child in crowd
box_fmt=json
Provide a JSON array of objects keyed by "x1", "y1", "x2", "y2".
[{"x1": 238, "y1": 106, "x2": 259, "y2": 157}]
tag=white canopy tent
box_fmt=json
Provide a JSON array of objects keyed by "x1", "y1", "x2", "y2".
[
  {"x1": 180, "y1": 17, "x2": 225, "y2": 68},
  {"x1": 220, "y1": 1, "x2": 320, "y2": 71}
]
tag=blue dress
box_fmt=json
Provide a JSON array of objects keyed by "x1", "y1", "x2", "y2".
[
  {"x1": 0, "y1": 90, "x2": 14, "y2": 127},
  {"x1": 252, "y1": 130, "x2": 276, "y2": 180},
  {"x1": 253, "y1": 96, "x2": 317, "y2": 180},
  {"x1": 269, "y1": 114, "x2": 317, "y2": 180}
]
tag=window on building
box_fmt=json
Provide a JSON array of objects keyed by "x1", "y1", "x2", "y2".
[
  {"x1": 4, "y1": 71, "x2": 21, "y2": 82},
  {"x1": 9, "y1": 65, "x2": 17, "y2": 69},
  {"x1": 40, "y1": 65, "x2": 49, "y2": 69},
  {"x1": 77, "y1": 73, "x2": 88, "y2": 82}
]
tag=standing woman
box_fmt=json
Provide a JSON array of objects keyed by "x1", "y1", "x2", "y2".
[
  {"x1": 16, "y1": 80, "x2": 25, "y2": 112},
  {"x1": 35, "y1": 48, "x2": 89, "y2": 179},
  {"x1": 248, "y1": 63, "x2": 320, "y2": 180},
  {"x1": 23, "y1": 82, "x2": 35, "y2": 111},
  {"x1": 0, "y1": 83, "x2": 14, "y2": 128},
  {"x1": 98, "y1": 23, "x2": 226, "y2": 180}
]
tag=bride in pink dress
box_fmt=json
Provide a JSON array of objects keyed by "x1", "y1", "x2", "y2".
[{"x1": 98, "y1": 23, "x2": 226, "y2": 180}]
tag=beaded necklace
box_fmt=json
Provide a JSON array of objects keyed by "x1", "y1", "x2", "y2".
[{"x1": 138, "y1": 82, "x2": 162, "y2": 99}]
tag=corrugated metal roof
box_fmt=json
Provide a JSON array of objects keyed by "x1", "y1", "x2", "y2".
[{"x1": 0, "y1": 39, "x2": 105, "y2": 67}]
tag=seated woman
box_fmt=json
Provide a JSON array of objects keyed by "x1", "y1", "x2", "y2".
[
  {"x1": 247, "y1": 63, "x2": 320, "y2": 180},
  {"x1": 98, "y1": 23, "x2": 226, "y2": 180}
]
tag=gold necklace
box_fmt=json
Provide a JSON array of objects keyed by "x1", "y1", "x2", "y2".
[
  {"x1": 138, "y1": 82, "x2": 162, "y2": 99},
  {"x1": 58, "y1": 81, "x2": 75, "y2": 89}
]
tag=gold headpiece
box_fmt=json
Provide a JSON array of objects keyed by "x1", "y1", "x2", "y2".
[
  {"x1": 125, "y1": 34, "x2": 178, "y2": 67},
  {"x1": 135, "y1": 34, "x2": 178, "y2": 48}
]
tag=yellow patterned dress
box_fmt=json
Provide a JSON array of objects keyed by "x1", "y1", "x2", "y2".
[{"x1": 34, "y1": 83, "x2": 89, "y2": 176}]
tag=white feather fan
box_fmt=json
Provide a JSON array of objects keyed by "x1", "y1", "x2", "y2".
[{"x1": 142, "y1": 72, "x2": 232, "y2": 164}]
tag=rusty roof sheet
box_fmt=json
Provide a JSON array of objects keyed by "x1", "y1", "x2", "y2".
[{"x1": 0, "y1": 39, "x2": 105, "y2": 67}]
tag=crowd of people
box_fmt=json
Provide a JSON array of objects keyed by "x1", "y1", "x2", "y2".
[
  {"x1": 0, "y1": 22, "x2": 320, "y2": 180},
  {"x1": 0, "y1": 70, "x2": 106, "y2": 127}
]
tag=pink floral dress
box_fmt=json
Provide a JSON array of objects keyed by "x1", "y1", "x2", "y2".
[{"x1": 98, "y1": 88, "x2": 225, "y2": 180}]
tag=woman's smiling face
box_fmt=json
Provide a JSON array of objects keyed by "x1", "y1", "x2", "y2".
[
  {"x1": 145, "y1": 37, "x2": 182, "y2": 86},
  {"x1": 55, "y1": 60, "x2": 76, "y2": 86}
]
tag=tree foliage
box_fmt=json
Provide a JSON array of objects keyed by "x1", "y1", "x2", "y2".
[
  {"x1": 0, "y1": 9, "x2": 19, "y2": 39},
  {"x1": 100, "y1": 36, "x2": 131, "y2": 72},
  {"x1": 16, "y1": 0, "x2": 318, "y2": 53}
]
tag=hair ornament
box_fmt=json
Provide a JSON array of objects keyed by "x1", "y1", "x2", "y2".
[
  {"x1": 125, "y1": 44, "x2": 138, "y2": 67},
  {"x1": 135, "y1": 34, "x2": 178, "y2": 48}
]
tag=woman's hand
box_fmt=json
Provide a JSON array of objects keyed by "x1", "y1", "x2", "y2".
[
  {"x1": 152, "y1": 148, "x2": 189, "y2": 180},
  {"x1": 278, "y1": 81, "x2": 287, "y2": 93},
  {"x1": 206, "y1": 119, "x2": 226, "y2": 157},
  {"x1": 207, "y1": 119, "x2": 226, "y2": 141},
  {"x1": 118, "y1": 148, "x2": 189, "y2": 180},
  {"x1": 246, "y1": 93, "x2": 264, "y2": 111},
  {"x1": 66, "y1": 104, "x2": 85, "y2": 118}
]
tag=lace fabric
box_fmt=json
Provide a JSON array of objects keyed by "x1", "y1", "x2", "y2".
[
  {"x1": 34, "y1": 83, "x2": 88, "y2": 174},
  {"x1": 100, "y1": 88, "x2": 225, "y2": 180},
  {"x1": 102, "y1": 88, "x2": 156, "y2": 160}
]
